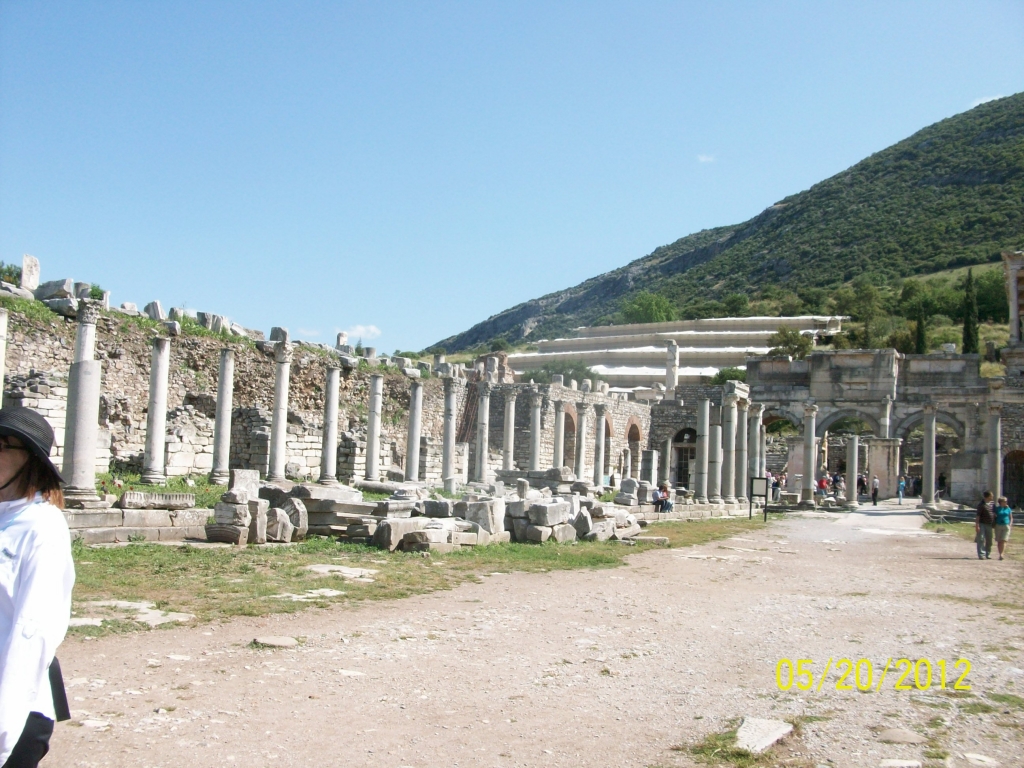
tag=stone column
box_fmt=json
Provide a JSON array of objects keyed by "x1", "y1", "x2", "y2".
[
  {"x1": 759, "y1": 424, "x2": 767, "y2": 477},
  {"x1": 708, "y1": 424, "x2": 723, "y2": 503},
  {"x1": 987, "y1": 404, "x2": 1002, "y2": 497},
  {"x1": 553, "y1": 401, "x2": 566, "y2": 469},
  {"x1": 529, "y1": 391, "x2": 543, "y2": 471},
  {"x1": 661, "y1": 435, "x2": 673, "y2": 484},
  {"x1": 622, "y1": 447, "x2": 631, "y2": 480},
  {"x1": 476, "y1": 383, "x2": 491, "y2": 482},
  {"x1": 0, "y1": 308, "x2": 7, "y2": 391},
  {"x1": 922, "y1": 404, "x2": 937, "y2": 506},
  {"x1": 364, "y1": 373, "x2": 383, "y2": 481},
  {"x1": 879, "y1": 395, "x2": 893, "y2": 439},
  {"x1": 209, "y1": 348, "x2": 234, "y2": 485},
  {"x1": 736, "y1": 400, "x2": 749, "y2": 503},
  {"x1": 319, "y1": 365, "x2": 341, "y2": 484},
  {"x1": 267, "y1": 342, "x2": 293, "y2": 482},
  {"x1": 574, "y1": 403, "x2": 590, "y2": 481},
  {"x1": 845, "y1": 434, "x2": 859, "y2": 508},
  {"x1": 502, "y1": 390, "x2": 517, "y2": 471},
  {"x1": 665, "y1": 341, "x2": 679, "y2": 396},
  {"x1": 696, "y1": 398, "x2": 710, "y2": 503},
  {"x1": 141, "y1": 337, "x2": 171, "y2": 484},
  {"x1": 748, "y1": 404, "x2": 763, "y2": 482},
  {"x1": 61, "y1": 301, "x2": 102, "y2": 496},
  {"x1": 442, "y1": 377, "x2": 457, "y2": 492},
  {"x1": 593, "y1": 404, "x2": 606, "y2": 487},
  {"x1": 721, "y1": 394, "x2": 738, "y2": 504},
  {"x1": 801, "y1": 404, "x2": 818, "y2": 504},
  {"x1": 405, "y1": 379, "x2": 423, "y2": 482}
]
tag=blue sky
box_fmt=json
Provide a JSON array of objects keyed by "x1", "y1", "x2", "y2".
[{"x1": 1, "y1": 1, "x2": 1022, "y2": 352}]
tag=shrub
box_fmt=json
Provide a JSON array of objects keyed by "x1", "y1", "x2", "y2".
[{"x1": 621, "y1": 291, "x2": 675, "y2": 323}]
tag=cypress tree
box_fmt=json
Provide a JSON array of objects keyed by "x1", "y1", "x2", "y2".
[
  {"x1": 962, "y1": 268, "x2": 979, "y2": 354},
  {"x1": 915, "y1": 304, "x2": 928, "y2": 354}
]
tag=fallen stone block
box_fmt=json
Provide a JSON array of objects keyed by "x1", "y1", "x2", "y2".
[
  {"x1": 0, "y1": 282, "x2": 34, "y2": 300},
  {"x1": 526, "y1": 525, "x2": 552, "y2": 543},
  {"x1": 404, "y1": 541, "x2": 457, "y2": 554},
  {"x1": 214, "y1": 502, "x2": 251, "y2": 527},
  {"x1": 572, "y1": 508, "x2": 593, "y2": 536},
  {"x1": 43, "y1": 298, "x2": 78, "y2": 317},
  {"x1": 424, "y1": 499, "x2": 455, "y2": 517},
  {"x1": 613, "y1": 493, "x2": 638, "y2": 506},
  {"x1": 346, "y1": 522, "x2": 377, "y2": 538},
  {"x1": 170, "y1": 509, "x2": 210, "y2": 527},
  {"x1": 404, "y1": 528, "x2": 448, "y2": 545},
  {"x1": 34, "y1": 278, "x2": 74, "y2": 301},
  {"x1": 122, "y1": 509, "x2": 173, "y2": 528},
  {"x1": 584, "y1": 519, "x2": 615, "y2": 541},
  {"x1": 144, "y1": 301, "x2": 166, "y2": 320},
  {"x1": 633, "y1": 536, "x2": 670, "y2": 546},
  {"x1": 253, "y1": 636, "x2": 298, "y2": 648},
  {"x1": 266, "y1": 508, "x2": 295, "y2": 543},
  {"x1": 20, "y1": 255, "x2": 39, "y2": 291},
  {"x1": 612, "y1": 522, "x2": 642, "y2": 540},
  {"x1": 372, "y1": 518, "x2": 428, "y2": 551},
  {"x1": 281, "y1": 497, "x2": 308, "y2": 540},
  {"x1": 462, "y1": 498, "x2": 505, "y2": 533},
  {"x1": 230, "y1": 469, "x2": 261, "y2": 498},
  {"x1": 550, "y1": 522, "x2": 577, "y2": 543},
  {"x1": 64, "y1": 511, "x2": 123, "y2": 529},
  {"x1": 205, "y1": 524, "x2": 247, "y2": 545},
  {"x1": 248, "y1": 503, "x2": 268, "y2": 545},
  {"x1": 490, "y1": 530, "x2": 511, "y2": 544},
  {"x1": 506, "y1": 499, "x2": 529, "y2": 518},
  {"x1": 450, "y1": 531, "x2": 478, "y2": 546},
  {"x1": 119, "y1": 491, "x2": 195, "y2": 510},
  {"x1": 877, "y1": 728, "x2": 927, "y2": 745},
  {"x1": 221, "y1": 488, "x2": 250, "y2": 504},
  {"x1": 528, "y1": 501, "x2": 569, "y2": 527},
  {"x1": 735, "y1": 717, "x2": 792, "y2": 754},
  {"x1": 512, "y1": 517, "x2": 529, "y2": 542}
]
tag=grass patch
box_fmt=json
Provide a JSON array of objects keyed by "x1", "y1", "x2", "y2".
[
  {"x1": 96, "y1": 472, "x2": 223, "y2": 509},
  {"x1": 681, "y1": 728, "x2": 772, "y2": 767},
  {"x1": 70, "y1": 517, "x2": 767, "y2": 637},
  {"x1": 960, "y1": 701, "x2": 996, "y2": 715},
  {"x1": 988, "y1": 693, "x2": 1024, "y2": 709},
  {"x1": 0, "y1": 293, "x2": 64, "y2": 326}
]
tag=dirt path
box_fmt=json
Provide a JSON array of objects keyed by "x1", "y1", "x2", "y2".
[{"x1": 49, "y1": 505, "x2": 1023, "y2": 768}]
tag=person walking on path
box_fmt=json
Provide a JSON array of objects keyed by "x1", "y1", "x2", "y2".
[
  {"x1": 0, "y1": 408, "x2": 75, "y2": 768},
  {"x1": 976, "y1": 491, "x2": 995, "y2": 560},
  {"x1": 871, "y1": 475, "x2": 880, "y2": 506},
  {"x1": 994, "y1": 496, "x2": 1012, "y2": 561},
  {"x1": 897, "y1": 476, "x2": 906, "y2": 505}
]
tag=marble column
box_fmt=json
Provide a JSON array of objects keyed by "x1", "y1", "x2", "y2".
[
  {"x1": 574, "y1": 404, "x2": 590, "y2": 481},
  {"x1": 622, "y1": 447, "x2": 631, "y2": 480},
  {"x1": 987, "y1": 404, "x2": 1002, "y2": 497},
  {"x1": 502, "y1": 390, "x2": 517, "y2": 471},
  {"x1": 593, "y1": 404, "x2": 606, "y2": 487},
  {"x1": 404, "y1": 379, "x2": 423, "y2": 482},
  {"x1": 801, "y1": 404, "x2": 818, "y2": 503},
  {"x1": 442, "y1": 377, "x2": 457, "y2": 492},
  {"x1": 267, "y1": 342, "x2": 293, "y2": 482},
  {"x1": 721, "y1": 394, "x2": 738, "y2": 504},
  {"x1": 736, "y1": 400, "x2": 749, "y2": 503},
  {"x1": 845, "y1": 434, "x2": 859, "y2": 508},
  {"x1": 708, "y1": 423, "x2": 723, "y2": 503},
  {"x1": 529, "y1": 391, "x2": 543, "y2": 471},
  {"x1": 209, "y1": 348, "x2": 234, "y2": 485},
  {"x1": 319, "y1": 365, "x2": 341, "y2": 484},
  {"x1": 665, "y1": 341, "x2": 679, "y2": 396},
  {"x1": 141, "y1": 337, "x2": 171, "y2": 484},
  {"x1": 62, "y1": 301, "x2": 103, "y2": 505},
  {"x1": 476, "y1": 383, "x2": 491, "y2": 482},
  {"x1": 921, "y1": 404, "x2": 937, "y2": 506},
  {"x1": 553, "y1": 401, "x2": 566, "y2": 469},
  {"x1": 696, "y1": 398, "x2": 710, "y2": 503},
  {"x1": 748, "y1": 404, "x2": 764, "y2": 483},
  {"x1": 759, "y1": 425, "x2": 767, "y2": 477},
  {"x1": 364, "y1": 373, "x2": 383, "y2": 481},
  {"x1": 662, "y1": 436, "x2": 673, "y2": 485}
]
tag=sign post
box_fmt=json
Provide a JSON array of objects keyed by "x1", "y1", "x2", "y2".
[{"x1": 749, "y1": 476, "x2": 769, "y2": 521}]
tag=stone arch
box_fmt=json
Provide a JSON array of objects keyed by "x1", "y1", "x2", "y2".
[
  {"x1": 624, "y1": 416, "x2": 643, "y2": 445},
  {"x1": 816, "y1": 408, "x2": 882, "y2": 438},
  {"x1": 601, "y1": 410, "x2": 615, "y2": 440},
  {"x1": 762, "y1": 405, "x2": 803, "y2": 429},
  {"x1": 626, "y1": 419, "x2": 643, "y2": 479},
  {"x1": 893, "y1": 410, "x2": 966, "y2": 441},
  {"x1": 563, "y1": 410, "x2": 577, "y2": 471}
]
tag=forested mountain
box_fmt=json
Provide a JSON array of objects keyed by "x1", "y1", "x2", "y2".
[{"x1": 435, "y1": 93, "x2": 1024, "y2": 352}]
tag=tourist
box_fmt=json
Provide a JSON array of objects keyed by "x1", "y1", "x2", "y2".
[
  {"x1": 655, "y1": 484, "x2": 674, "y2": 513},
  {"x1": 857, "y1": 474, "x2": 866, "y2": 500},
  {"x1": 897, "y1": 476, "x2": 906, "y2": 505},
  {"x1": 771, "y1": 474, "x2": 780, "y2": 501},
  {"x1": 0, "y1": 408, "x2": 75, "y2": 768},
  {"x1": 994, "y1": 495, "x2": 1012, "y2": 561},
  {"x1": 871, "y1": 475, "x2": 880, "y2": 506},
  {"x1": 976, "y1": 491, "x2": 995, "y2": 560}
]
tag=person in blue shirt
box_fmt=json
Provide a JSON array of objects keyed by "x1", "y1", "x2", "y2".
[
  {"x1": 994, "y1": 495, "x2": 1013, "y2": 561},
  {"x1": 897, "y1": 476, "x2": 906, "y2": 505}
]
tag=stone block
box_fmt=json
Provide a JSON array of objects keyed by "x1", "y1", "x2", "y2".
[
  {"x1": 404, "y1": 528, "x2": 448, "y2": 545},
  {"x1": 462, "y1": 498, "x2": 504, "y2": 533},
  {"x1": 450, "y1": 531, "x2": 478, "y2": 546},
  {"x1": 506, "y1": 499, "x2": 528, "y2": 518},
  {"x1": 205, "y1": 524, "x2": 247, "y2": 545},
  {"x1": 34, "y1": 278, "x2": 74, "y2": 301},
  {"x1": 0, "y1": 282, "x2": 34, "y2": 300},
  {"x1": 572, "y1": 508, "x2": 593, "y2": 536},
  {"x1": 290, "y1": 483, "x2": 363, "y2": 503},
  {"x1": 526, "y1": 525, "x2": 552, "y2": 543},
  {"x1": 281, "y1": 498, "x2": 308, "y2": 540},
  {"x1": 550, "y1": 522, "x2": 577, "y2": 543},
  {"x1": 490, "y1": 531, "x2": 511, "y2": 544},
  {"x1": 43, "y1": 298, "x2": 78, "y2": 317},
  {"x1": 528, "y1": 501, "x2": 570, "y2": 527},
  {"x1": 163, "y1": 320, "x2": 181, "y2": 336},
  {"x1": 144, "y1": 301, "x2": 165, "y2": 321},
  {"x1": 230, "y1": 469, "x2": 260, "y2": 498},
  {"x1": 404, "y1": 541, "x2": 457, "y2": 554},
  {"x1": 585, "y1": 519, "x2": 616, "y2": 541},
  {"x1": 424, "y1": 499, "x2": 455, "y2": 517},
  {"x1": 270, "y1": 326, "x2": 289, "y2": 342},
  {"x1": 248, "y1": 503, "x2": 268, "y2": 544},
  {"x1": 613, "y1": 493, "x2": 638, "y2": 506},
  {"x1": 20, "y1": 254, "x2": 39, "y2": 291},
  {"x1": 214, "y1": 502, "x2": 251, "y2": 527},
  {"x1": 122, "y1": 509, "x2": 173, "y2": 528},
  {"x1": 512, "y1": 517, "x2": 529, "y2": 542},
  {"x1": 266, "y1": 508, "x2": 295, "y2": 543},
  {"x1": 545, "y1": 466, "x2": 576, "y2": 482},
  {"x1": 612, "y1": 522, "x2": 642, "y2": 540},
  {"x1": 372, "y1": 518, "x2": 428, "y2": 551},
  {"x1": 64, "y1": 511, "x2": 122, "y2": 529},
  {"x1": 119, "y1": 491, "x2": 195, "y2": 510},
  {"x1": 221, "y1": 488, "x2": 250, "y2": 504},
  {"x1": 170, "y1": 509, "x2": 210, "y2": 527}
]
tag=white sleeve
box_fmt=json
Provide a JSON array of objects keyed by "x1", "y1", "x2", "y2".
[{"x1": 0, "y1": 524, "x2": 74, "y2": 764}]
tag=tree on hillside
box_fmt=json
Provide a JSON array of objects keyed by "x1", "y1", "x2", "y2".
[
  {"x1": 962, "y1": 269, "x2": 979, "y2": 354},
  {"x1": 710, "y1": 367, "x2": 746, "y2": 385},
  {"x1": 489, "y1": 338, "x2": 510, "y2": 352},
  {"x1": 833, "y1": 275, "x2": 883, "y2": 347},
  {"x1": 915, "y1": 305, "x2": 928, "y2": 354},
  {"x1": 621, "y1": 291, "x2": 675, "y2": 324},
  {"x1": 766, "y1": 327, "x2": 813, "y2": 359}
]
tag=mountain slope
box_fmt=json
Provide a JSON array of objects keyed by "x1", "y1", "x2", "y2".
[{"x1": 436, "y1": 93, "x2": 1024, "y2": 352}]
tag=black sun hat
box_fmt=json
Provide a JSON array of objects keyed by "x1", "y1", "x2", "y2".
[{"x1": 0, "y1": 407, "x2": 64, "y2": 483}]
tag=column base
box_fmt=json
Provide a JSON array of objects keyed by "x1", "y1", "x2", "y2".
[
  {"x1": 63, "y1": 487, "x2": 110, "y2": 510},
  {"x1": 709, "y1": 496, "x2": 723, "y2": 504},
  {"x1": 696, "y1": 497, "x2": 708, "y2": 504},
  {"x1": 266, "y1": 473, "x2": 286, "y2": 483},
  {"x1": 209, "y1": 470, "x2": 230, "y2": 486},
  {"x1": 723, "y1": 496, "x2": 737, "y2": 504},
  {"x1": 318, "y1": 476, "x2": 339, "y2": 486},
  {"x1": 140, "y1": 470, "x2": 167, "y2": 485},
  {"x1": 845, "y1": 500, "x2": 860, "y2": 508},
  {"x1": 737, "y1": 496, "x2": 748, "y2": 505}
]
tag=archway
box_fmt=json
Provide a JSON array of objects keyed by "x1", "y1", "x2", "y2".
[
  {"x1": 627, "y1": 423, "x2": 642, "y2": 479},
  {"x1": 670, "y1": 428, "x2": 697, "y2": 490},
  {"x1": 603, "y1": 417, "x2": 613, "y2": 481},
  {"x1": 1003, "y1": 450, "x2": 1024, "y2": 508},
  {"x1": 563, "y1": 412, "x2": 577, "y2": 471}
]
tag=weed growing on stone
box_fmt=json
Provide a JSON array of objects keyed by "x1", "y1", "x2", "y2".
[{"x1": 681, "y1": 729, "x2": 770, "y2": 767}]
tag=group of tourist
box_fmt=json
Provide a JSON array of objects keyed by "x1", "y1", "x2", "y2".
[{"x1": 975, "y1": 490, "x2": 1013, "y2": 561}]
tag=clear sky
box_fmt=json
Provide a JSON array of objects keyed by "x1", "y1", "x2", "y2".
[{"x1": 1, "y1": 1, "x2": 1022, "y2": 352}]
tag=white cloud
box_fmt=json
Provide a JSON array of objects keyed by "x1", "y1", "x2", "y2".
[
  {"x1": 347, "y1": 324, "x2": 382, "y2": 340},
  {"x1": 297, "y1": 328, "x2": 320, "y2": 337},
  {"x1": 697, "y1": 154, "x2": 715, "y2": 163},
  {"x1": 970, "y1": 95, "x2": 1004, "y2": 108}
]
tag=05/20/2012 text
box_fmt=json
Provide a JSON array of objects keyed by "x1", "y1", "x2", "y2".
[{"x1": 775, "y1": 658, "x2": 971, "y2": 693}]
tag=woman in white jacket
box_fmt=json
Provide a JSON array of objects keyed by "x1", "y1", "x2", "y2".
[{"x1": 0, "y1": 408, "x2": 75, "y2": 768}]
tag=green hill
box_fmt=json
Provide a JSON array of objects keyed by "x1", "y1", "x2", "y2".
[{"x1": 435, "y1": 93, "x2": 1024, "y2": 352}]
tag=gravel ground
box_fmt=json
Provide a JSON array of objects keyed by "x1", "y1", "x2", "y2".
[{"x1": 47, "y1": 503, "x2": 1023, "y2": 768}]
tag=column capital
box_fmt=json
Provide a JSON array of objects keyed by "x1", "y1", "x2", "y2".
[
  {"x1": 553, "y1": 399, "x2": 565, "y2": 413},
  {"x1": 737, "y1": 399, "x2": 750, "y2": 413},
  {"x1": 804, "y1": 403, "x2": 818, "y2": 416},
  {"x1": 410, "y1": 378, "x2": 423, "y2": 391},
  {"x1": 988, "y1": 403, "x2": 1003, "y2": 415},
  {"x1": 577, "y1": 402, "x2": 591, "y2": 417},
  {"x1": 77, "y1": 299, "x2": 102, "y2": 326},
  {"x1": 152, "y1": 335, "x2": 170, "y2": 351},
  {"x1": 749, "y1": 403, "x2": 765, "y2": 417},
  {"x1": 923, "y1": 402, "x2": 937, "y2": 414},
  {"x1": 274, "y1": 340, "x2": 293, "y2": 364},
  {"x1": 505, "y1": 389, "x2": 517, "y2": 402},
  {"x1": 530, "y1": 391, "x2": 544, "y2": 407},
  {"x1": 594, "y1": 402, "x2": 607, "y2": 416},
  {"x1": 477, "y1": 381, "x2": 491, "y2": 397},
  {"x1": 723, "y1": 392, "x2": 739, "y2": 406},
  {"x1": 326, "y1": 362, "x2": 340, "y2": 373}
]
